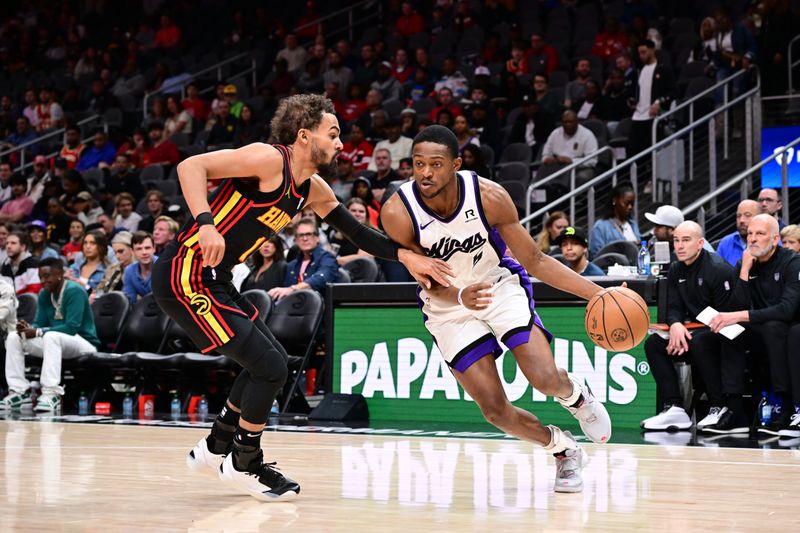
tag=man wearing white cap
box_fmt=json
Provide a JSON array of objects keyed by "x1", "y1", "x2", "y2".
[{"x1": 645, "y1": 204, "x2": 714, "y2": 257}]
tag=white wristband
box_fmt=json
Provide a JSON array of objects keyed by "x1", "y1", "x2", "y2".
[{"x1": 457, "y1": 287, "x2": 465, "y2": 307}]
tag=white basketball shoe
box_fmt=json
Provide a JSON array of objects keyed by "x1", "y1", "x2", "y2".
[
  {"x1": 218, "y1": 452, "x2": 300, "y2": 502},
  {"x1": 186, "y1": 437, "x2": 227, "y2": 478},
  {"x1": 559, "y1": 375, "x2": 612, "y2": 443}
]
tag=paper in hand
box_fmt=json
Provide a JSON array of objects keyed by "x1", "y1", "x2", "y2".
[{"x1": 696, "y1": 306, "x2": 744, "y2": 340}]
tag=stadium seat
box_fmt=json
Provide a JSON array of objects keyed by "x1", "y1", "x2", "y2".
[
  {"x1": 140, "y1": 165, "x2": 164, "y2": 182},
  {"x1": 342, "y1": 257, "x2": 380, "y2": 283},
  {"x1": 495, "y1": 161, "x2": 531, "y2": 184},
  {"x1": 496, "y1": 143, "x2": 533, "y2": 169},
  {"x1": 91, "y1": 292, "x2": 131, "y2": 353},
  {"x1": 242, "y1": 289, "x2": 273, "y2": 323},
  {"x1": 499, "y1": 180, "x2": 528, "y2": 214},
  {"x1": 169, "y1": 132, "x2": 190, "y2": 147},
  {"x1": 593, "y1": 240, "x2": 639, "y2": 263},
  {"x1": 593, "y1": 251, "x2": 630, "y2": 269},
  {"x1": 267, "y1": 290, "x2": 324, "y2": 414},
  {"x1": 337, "y1": 268, "x2": 352, "y2": 283},
  {"x1": 609, "y1": 117, "x2": 633, "y2": 148}
]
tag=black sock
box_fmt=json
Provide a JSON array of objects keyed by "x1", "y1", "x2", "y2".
[
  {"x1": 726, "y1": 395, "x2": 744, "y2": 414},
  {"x1": 206, "y1": 404, "x2": 240, "y2": 454},
  {"x1": 233, "y1": 430, "x2": 263, "y2": 471},
  {"x1": 234, "y1": 426, "x2": 263, "y2": 449}
]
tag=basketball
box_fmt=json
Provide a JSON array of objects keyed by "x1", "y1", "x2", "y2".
[{"x1": 584, "y1": 287, "x2": 650, "y2": 352}]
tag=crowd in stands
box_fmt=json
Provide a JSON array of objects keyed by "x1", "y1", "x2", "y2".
[{"x1": 0, "y1": 2, "x2": 799, "y2": 425}]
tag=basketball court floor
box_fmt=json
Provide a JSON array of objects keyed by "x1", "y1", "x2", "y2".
[{"x1": 1, "y1": 416, "x2": 798, "y2": 531}]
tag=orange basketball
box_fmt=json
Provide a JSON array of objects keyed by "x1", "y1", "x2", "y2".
[{"x1": 584, "y1": 287, "x2": 649, "y2": 351}]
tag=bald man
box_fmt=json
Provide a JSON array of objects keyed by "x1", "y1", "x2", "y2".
[
  {"x1": 641, "y1": 221, "x2": 746, "y2": 433},
  {"x1": 711, "y1": 214, "x2": 800, "y2": 437},
  {"x1": 716, "y1": 199, "x2": 760, "y2": 267}
]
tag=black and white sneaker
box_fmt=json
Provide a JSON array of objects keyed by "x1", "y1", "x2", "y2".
[
  {"x1": 219, "y1": 452, "x2": 300, "y2": 502},
  {"x1": 187, "y1": 437, "x2": 228, "y2": 478},
  {"x1": 778, "y1": 412, "x2": 800, "y2": 439},
  {"x1": 702, "y1": 409, "x2": 749, "y2": 434}
]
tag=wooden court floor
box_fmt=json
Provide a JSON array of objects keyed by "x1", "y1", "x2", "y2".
[{"x1": 1, "y1": 420, "x2": 798, "y2": 532}]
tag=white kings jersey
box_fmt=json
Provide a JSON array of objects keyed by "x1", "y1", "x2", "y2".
[{"x1": 397, "y1": 171, "x2": 530, "y2": 312}]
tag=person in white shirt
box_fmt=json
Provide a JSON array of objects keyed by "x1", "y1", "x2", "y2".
[
  {"x1": 276, "y1": 33, "x2": 308, "y2": 73},
  {"x1": 113, "y1": 192, "x2": 142, "y2": 232},
  {"x1": 540, "y1": 110, "x2": 599, "y2": 185},
  {"x1": 368, "y1": 119, "x2": 413, "y2": 171}
]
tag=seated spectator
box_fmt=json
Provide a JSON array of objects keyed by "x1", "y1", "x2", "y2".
[
  {"x1": 206, "y1": 100, "x2": 238, "y2": 150},
  {"x1": 138, "y1": 190, "x2": 166, "y2": 233},
  {"x1": 338, "y1": 84, "x2": 367, "y2": 124},
  {"x1": 641, "y1": 222, "x2": 745, "y2": 433},
  {"x1": 429, "y1": 87, "x2": 463, "y2": 122},
  {"x1": 62, "y1": 219, "x2": 85, "y2": 263},
  {"x1": 95, "y1": 213, "x2": 118, "y2": 239},
  {"x1": 114, "y1": 192, "x2": 142, "y2": 232},
  {"x1": 435, "y1": 58, "x2": 469, "y2": 100},
  {"x1": 711, "y1": 214, "x2": 800, "y2": 435},
  {"x1": 407, "y1": 65, "x2": 434, "y2": 102},
  {"x1": 780, "y1": 225, "x2": 800, "y2": 253},
  {"x1": 573, "y1": 79, "x2": 601, "y2": 120},
  {"x1": 27, "y1": 220, "x2": 59, "y2": 261},
  {"x1": 589, "y1": 181, "x2": 642, "y2": 258},
  {"x1": 26, "y1": 155, "x2": 52, "y2": 205},
  {"x1": 395, "y1": 1, "x2": 424, "y2": 36},
  {"x1": 182, "y1": 82, "x2": 208, "y2": 122},
  {"x1": 22, "y1": 89, "x2": 39, "y2": 128},
  {"x1": 76, "y1": 130, "x2": 116, "y2": 171},
  {"x1": 555, "y1": 226, "x2": 605, "y2": 276},
  {"x1": 1, "y1": 257, "x2": 99, "y2": 412},
  {"x1": 104, "y1": 153, "x2": 144, "y2": 203},
  {"x1": 757, "y1": 188, "x2": 786, "y2": 229},
  {"x1": 73, "y1": 191, "x2": 103, "y2": 227},
  {"x1": 58, "y1": 125, "x2": 86, "y2": 169},
  {"x1": 329, "y1": 198, "x2": 375, "y2": 266},
  {"x1": 465, "y1": 101, "x2": 501, "y2": 150},
  {"x1": 34, "y1": 87, "x2": 64, "y2": 133},
  {"x1": 276, "y1": 33, "x2": 308, "y2": 73},
  {"x1": 369, "y1": 148, "x2": 402, "y2": 201},
  {"x1": 0, "y1": 174, "x2": 34, "y2": 224},
  {"x1": 144, "y1": 122, "x2": 180, "y2": 166},
  {"x1": 596, "y1": 68, "x2": 633, "y2": 125},
  {"x1": 0, "y1": 162, "x2": 12, "y2": 204},
  {"x1": 505, "y1": 42, "x2": 530, "y2": 76},
  {"x1": 234, "y1": 104, "x2": 266, "y2": 147},
  {"x1": 0, "y1": 278, "x2": 16, "y2": 339},
  {"x1": 45, "y1": 197, "x2": 73, "y2": 246},
  {"x1": 111, "y1": 60, "x2": 146, "y2": 99},
  {"x1": 371, "y1": 61, "x2": 403, "y2": 102},
  {"x1": 592, "y1": 17, "x2": 630, "y2": 62},
  {"x1": 459, "y1": 145, "x2": 491, "y2": 178},
  {"x1": 399, "y1": 108, "x2": 418, "y2": 138},
  {"x1": 341, "y1": 123, "x2": 373, "y2": 172},
  {"x1": 93, "y1": 231, "x2": 134, "y2": 299},
  {"x1": 525, "y1": 34, "x2": 558, "y2": 75},
  {"x1": 0, "y1": 223, "x2": 8, "y2": 264},
  {"x1": 564, "y1": 58, "x2": 592, "y2": 110},
  {"x1": 163, "y1": 95, "x2": 192, "y2": 138},
  {"x1": 350, "y1": 176, "x2": 381, "y2": 226},
  {"x1": 717, "y1": 199, "x2": 760, "y2": 267},
  {"x1": 392, "y1": 48, "x2": 415, "y2": 86},
  {"x1": 123, "y1": 231, "x2": 157, "y2": 303},
  {"x1": 532, "y1": 74, "x2": 562, "y2": 121},
  {"x1": 354, "y1": 43, "x2": 379, "y2": 88},
  {"x1": 154, "y1": 15, "x2": 182, "y2": 49},
  {"x1": 242, "y1": 236, "x2": 287, "y2": 292},
  {"x1": 509, "y1": 93, "x2": 555, "y2": 157},
  {"x1": 268, "y1": 218, "x2": 338, "y2": 301},
  {"x1": 453, "y1": 115, "x2": 480, "y2": 152},
  {"x1": 0, "y1": 231, "x2": 41, "y2": 295},
  {"x1": 297, "y1": 58, "x2": 324, "y2": 94},
  {"x1": 536, "y1": 211, "x2": 570, "y2": 251},
  {"x1": 1, "y1": 117, "x2": 39, "y2": 159},
  {"x1": 324, "y1": 51, "x2": 354, "y2": 101},
  {"x1": 369, "y1": 120, "x2": 412, "y2": 171},
  {"x1": 540, "y1": 110, "x2": 599, "y2": 184},
  {"x1": 152, "y1": 215, "x2": 178, "y2": 254},
  {"x1": 117, "y1": 128, "x2": 150, "y2": 169},
  {"x1": 689, "y1": 17, "x2": 718, "y2": 66},
  {"x1": 65, "y1": 230, "x2": 110, "y2": 292},
  {"x1": 222, "y1": 84, "x2": 244, "y2": 119},
  {"x1": 436, "y1": 108, "x2": 455, "y2": 129},
  {"x1": 87, "y1": 79, "x2": 118, "y2": 115}
]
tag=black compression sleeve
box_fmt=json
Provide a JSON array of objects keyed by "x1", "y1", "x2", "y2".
[{"x1": 323, "y1": 204, "x2": 399, "y2": 261}]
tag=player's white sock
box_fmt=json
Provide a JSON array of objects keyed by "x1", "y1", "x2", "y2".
[
  {"x1": 542, "y1": 425, "x2": 579, "y2": 454},
  {"x1": 556, "y1": 375, "x2": 582, "y2": 406}
]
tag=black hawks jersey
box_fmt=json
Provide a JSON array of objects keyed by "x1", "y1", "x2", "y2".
[{"x1": 174, "y1": 144, "x2": 310, "y2": 271}]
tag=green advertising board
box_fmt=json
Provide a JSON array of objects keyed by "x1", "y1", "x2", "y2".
[{"x1": 332, "y1": 305, "x2": 657, "y2": 430}]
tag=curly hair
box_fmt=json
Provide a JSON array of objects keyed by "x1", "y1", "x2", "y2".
[{"x1": 270, "y1": 94, "x2": 336, "y2": 145}]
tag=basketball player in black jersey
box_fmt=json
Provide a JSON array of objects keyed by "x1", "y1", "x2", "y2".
[{"x1": 152, "y1": 94, "x2": 452, "y2": 502}]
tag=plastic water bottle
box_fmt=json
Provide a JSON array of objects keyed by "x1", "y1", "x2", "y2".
[
  {"x1": 637, "y1": 240, "x2": 651, "y2": 276},
  {"x1": 759, "y1": 391, "x2": 772, "y2": 426},
  {"x1": 171, "y1": 394, "x2": 181, "y2": 420},
  {"x1": 271, "y1": 399, "x2": 280, "y2": 414},
  {"x1": 122, "y1": 394, "x2": 134, "y2": 418},
  {"x1": 197, "y1": 395, "x2": 209, "y2": 420},
  {"x1": 78, "y1": 391, "x2": 89, "y2": 415}
]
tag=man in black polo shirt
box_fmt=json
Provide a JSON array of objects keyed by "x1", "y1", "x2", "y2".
[
  {"x1": 710, "y1": 214, "x2": 800, "y2": 437},
  {"x1": 641, "y1": 221, "x2": 746, "y2": 433}
]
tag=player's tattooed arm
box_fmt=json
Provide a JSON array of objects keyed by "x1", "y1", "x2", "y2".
[{"x1": 480, "y1": 178, "x2": 602, "y2": 301}]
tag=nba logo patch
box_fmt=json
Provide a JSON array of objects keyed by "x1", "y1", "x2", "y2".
[
  {"x1": 698, "y1": 277, "x2": 703, "y2": 286},
  {"x1": 775, "y1": 272, "x2": 781, "y2": 281},
  {"x1": 724, "y1": 280, "x2": 730, "y2": 291}
]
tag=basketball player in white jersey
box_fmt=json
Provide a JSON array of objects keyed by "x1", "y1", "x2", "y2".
[{"x1": 381, "y1": 126, "x2": 611, "y2": 492}]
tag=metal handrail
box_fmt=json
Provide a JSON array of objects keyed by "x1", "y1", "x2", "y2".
[
  {"x1": 520, "y1": 80, "x2": 762, "y2": 229},
  {"x1": 523, "y1": 145, "x2": 616, "y2": 230},
  {"x1": 681, "y1": 136, "x2": 800, "y2": 229},
  {"x1": 651, "y1": 69, "x2": 748, "y2": 190},
  {"x1": 142, "y1": 52, "x2": 256, "y2": 118},
  {"x1": 787, "y1": 34, "x2": 800, "y2": 95},
  {"x1": 0, "y1": 113, "x2": 102, "y2": 170},
  {"x1": 294, "y1": 0, "x2": 382, "y2": 43}
]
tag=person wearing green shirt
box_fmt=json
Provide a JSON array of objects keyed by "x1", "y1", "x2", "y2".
[{"x1": 0, "y1": 257, "x2": 99, "y2": 413}]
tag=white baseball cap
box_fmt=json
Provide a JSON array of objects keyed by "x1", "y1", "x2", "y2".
[{"x1": 644, "y1": 205, "x2": 684, "y2": 228}]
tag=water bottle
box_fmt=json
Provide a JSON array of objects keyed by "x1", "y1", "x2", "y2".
[
  {"x1": 78, "y1": 391, "x2": 89, "y2": 415},
  {"x1": 122, "y1": 394, "x2": 134, "y2": 418},
  {"x1": 171, "y1": 394, "x2": 181, "y2": 420},
  {"x1": 271, "y1": 399, "x2": 280, "y2": 414},
  {"x1": 197, "y1": 395, "x2": 209, "y2": 420},
  {"x1": 759, "y1": 391, "x2": 772, "y2": 426},
  {"x1": 637, "y1": 240, "x2": 651, "y2": 276}
]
